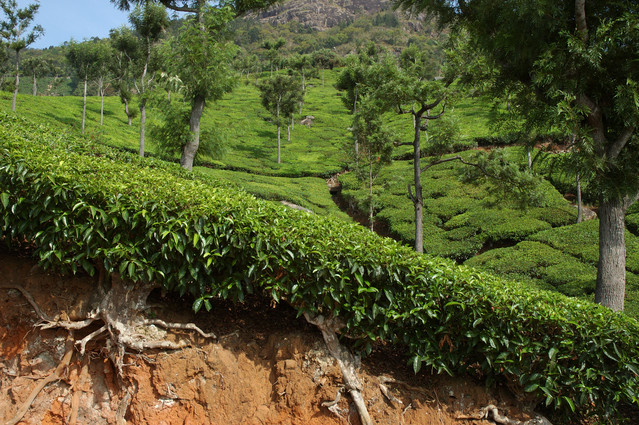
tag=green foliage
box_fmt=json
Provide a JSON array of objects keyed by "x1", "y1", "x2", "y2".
[
  {"x1": 164, "y1": 6, "x2": 237, "y2": 103},
  {"x1": 341, "y1": 149, "x2": 576, "y2": 261},
  {"x1": 258, "y1": 74, "x2": 303, "y2": 127},
  {"x1": 1, "y1": 112, "x2": 638, "y2": 419},
  {"x1": 529, "y1": 220, "x2": 639, "y2": 276},
  {"x1": 149, "y1": 96, "x2": 226, "y2": 162},
  {"x1": 627, "y1": 213, "x2": 639, "y2": 237},
  {"x1": 460, "y1": 149, "x2": 556, "y2": 208},
  {"x1": 0, "y1": 0, "x2": 43, "y2": 53},
  {"x1": 195, "y1": 168, "x2": 350, "y2": 220}
]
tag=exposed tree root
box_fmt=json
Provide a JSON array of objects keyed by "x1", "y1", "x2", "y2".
[
  {"x1": 321, "y1": 388, "x2": 346, "y2": 418},
  {"x1": 1, "y1": 332, "x2": 75, "y2": 425},
  {"x1": 1, "y1": 274, "x2": 218, "y2": 423},
  {"x1": 304, "y1": 312, "x2": 374, "y2": 425},
  {"x1": 144, "y1": 318, "x2": 217, "y2": 339},
  {"x1": 457, "y1": 405, "x2": 553, "y2": 425},
  {"x1": 378, "y1": 377, "x2": 403, "y2": 407},
  {"x1": 0, "y1": 283, "x2": 51, "y2": 321}
]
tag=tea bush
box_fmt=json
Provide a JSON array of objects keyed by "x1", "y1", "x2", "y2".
[{"x1": 1, "y1": 113, "x2": 638, "y2": 420}]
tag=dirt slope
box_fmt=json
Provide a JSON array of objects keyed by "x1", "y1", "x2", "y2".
[{"x1": 0, "y1": 249, "x2": 538, "y2": 425}]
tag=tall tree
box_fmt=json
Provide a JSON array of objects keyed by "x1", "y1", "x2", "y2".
[
  {"x1": 258, "y1": 74, "x2": 303, "y2": 164},
  {"x1": 0, "y1": 0, "x2": 43, "y2": 111},
  {"x1": 351, "y1": 98, "x2": 395, "y2": 231},
  {"x1": 93, "y1": 41, "x2": 113, "y2": 127},
  {"x1": 395, "y1": 0, "x2": 639, "y2": 311},
  {"x1": 112, "y1": 0, "x2": 278, "y2": 170},
  {"x1": 129, "y1": 3, "x2": 168, "y2": 157},
  {"x1": 381, "y1": 64, "x2": 454, "y2": 253},
  {"x1": 110, "y1": 26, "x2": 140, "y2": 126},
  {"x1": 312, "y1": 48, "x2": 340, "y2": 87},
  {"x1": 66, "y1": 40, "x2": 109, "y2": 134},
  {"x1": 161, "y1": 6, "x2": 237, "y2": 170},
  {"x1": 261, "y1": 38, "x2": 285, "y2": 76},
  {"x1": 21, "y1": 56, "x2": 49, "y2": 96}
]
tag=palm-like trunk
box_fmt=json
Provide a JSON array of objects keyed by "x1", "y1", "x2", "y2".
[
  {"x1": 32, "y1": 74, "x2": 37, "y2": 96},
  {"x1": 82, "y1": 76, "x2": 88, "y2": 134},
  {"x1": 12, "y1": 51, "x2": 20, "y2": 112},
  {"x1": 100, "y1": 83, "x2": 105, "y2": 126},
  {"x1": 595, "y1": 197, "x2": 627, "y2": 311},
  {"x1": 411, "y1": 114, "x2": 424, "y2": 253},
  {"x1": 180, "y1": 95, "x2": 206, "y2": 171},
  {"x1": 139, "y1": 104, "x2": 146, "y2": 157},
  {"x1": 369, "y1": 161, "x2": 374, "y2": 232}
]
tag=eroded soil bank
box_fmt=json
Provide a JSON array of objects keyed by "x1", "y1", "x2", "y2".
[{"x1": 1, "y1": 249, "x2": 542, "y2": 425}]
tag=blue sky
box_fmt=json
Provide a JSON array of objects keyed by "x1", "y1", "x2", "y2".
[{"x1": 16, "y1": 1, "x2": 131, "y2": 49}]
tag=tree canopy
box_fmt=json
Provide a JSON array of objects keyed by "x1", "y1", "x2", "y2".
[{"x1": 394, "y1": 0, "x2": 639, "y2": 311}]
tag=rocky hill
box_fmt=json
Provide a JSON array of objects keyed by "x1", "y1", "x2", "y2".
[{"x1": 253, "y1": 0, "x2": 427, "y2": 32}]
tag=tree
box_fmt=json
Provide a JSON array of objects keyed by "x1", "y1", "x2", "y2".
[
  {"x1": 261, "y1": 38, "x2": 285, "y2": 76},
  {"x1": 351, "y1": 98, "x2": 395, "y2": 231},
  {"x1": 129, "y1": 3, "x2": 169, "y2": 156},
  {"x1": 381, "y1": 68, "x2": 454, "y2": 253},
  {"x1": 395, "y1": 0, "x2": 639, "y2": 311},
  {"x1": 112, "y1": 0, "x2": 279, "y2": 170},
  {"x1": 93, "y1": 42, "x2": 113, "y2": 127},
  {"x1": 21, "y1": 56, "x2": 49, "y2": 96},
  {"x1": 312, "y1": 48, "x2": 341, "y2": 87},
  {"x1": 258, "y1": 74, "x2": 303, "y2": 164},
  {"x1": 336, "y1": 53, "x2": 379, "y2": 157},
  {"x1": 161, "y1": 6, "x2": 237, "y2": 170},
  {"x1": 0, "y1": 0, "x2": 43, "y2": 111},
  {"x1": 110, "y1": 26, "x2": 140, "y2": 126},
  {"x1": 66, "y1": 40, "x2": 111, "y2": 134}
]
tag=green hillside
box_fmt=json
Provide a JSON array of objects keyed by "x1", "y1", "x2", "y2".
[
  {"x1": 1, "y1": 111, "x2": 637, "y2": 420},
  {"x1": 1, "y1": 69, "x2": 638, "y2": 319}
]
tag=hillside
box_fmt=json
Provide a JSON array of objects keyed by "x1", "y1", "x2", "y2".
[{"x1": 256, "y1": 0, "x2": 396, "y2": 30}]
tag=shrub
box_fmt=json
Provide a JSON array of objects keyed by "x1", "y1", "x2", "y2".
[{"x1": 1, "y1": 113, "x2": 638, "y2": 420}]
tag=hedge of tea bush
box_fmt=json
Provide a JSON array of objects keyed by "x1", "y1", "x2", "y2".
[
  {"x1": 0, "y1": 113, "x2": 638, "y2": 420},
  {"x1": 340, "y1": 152, "x2": 576, "y2": 261}
]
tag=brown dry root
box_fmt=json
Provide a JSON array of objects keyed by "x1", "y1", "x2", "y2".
[
  {"x1": 458, "y1": 405, "x2": 553, "y2": 425},
  {"x1": 33, "y1": 275, "x2": 216, "y2": 373},
  {"x1": 1, "y1": 277, "x2": 216, "y2": 424},
  {"x1": 304, "y1": 312, "x2": 374, "y2": 425}
]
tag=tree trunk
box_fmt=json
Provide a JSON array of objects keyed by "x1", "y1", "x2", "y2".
[
  {"x1": 287, "y1": 124, "x2": 291, "y2": 142},
  {"x1": 82, "y1": 77, "x2": 87, "y2": 134},
  {"x1": 412, "y1": 114, "x2": 424, "y2": 253},
  {"x1": 124, "y1": 98, "x2": 132, "y2": 126},
  {"x1": 12, "y1": 51, "x2": 19, "y2": 112},
  {"x1": 369, "y1": 161, "x2": 374, "y2": 232},
  {"x1": 139, "y1": 103, "x2": 146, "y2": 157},
  {"x1": 595, "y1": 197, "x2": 627, "y2": 311},
  {"x1": 277, "y1": 125, "x2": 281, "y2": 164},
  {"x1": 527, "y1": 146, "x2": 532, "y2": 170},
  {"x1": 353, "y1": 89, "x2": 359, "y2": 157},
  {"x1": 32, "y1": 74, "x2": 37, "y2": 96},
  {"x1": 180, "y1": 95, "x2": 206, "y2": 171},
  {"x1": 576, "y1": 172, "x2": 583, "y2": 223},
  {"x1": 100, "y1": 83, "x2": 105, "y2": 127},
  {"x1": 276, "y1": 101, "x2": 281, "y2": 164}
]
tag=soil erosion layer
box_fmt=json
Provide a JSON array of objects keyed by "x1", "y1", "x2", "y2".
[{"x1": 1, "y1": 249, "x2": 542, "y2": 425}]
